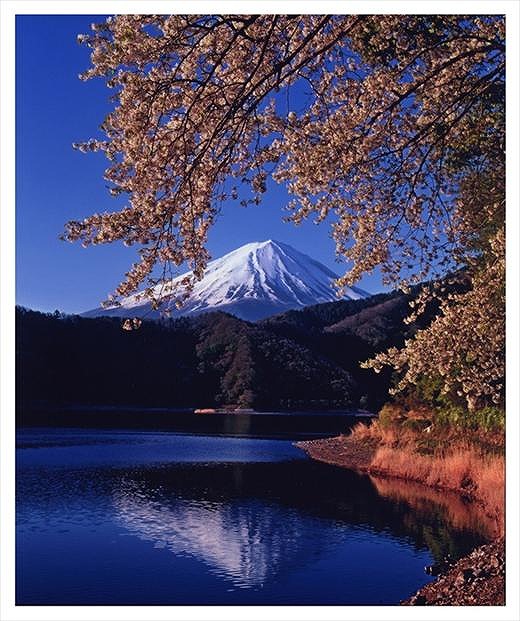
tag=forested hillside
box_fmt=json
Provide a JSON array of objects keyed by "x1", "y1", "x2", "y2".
[{"x1": 16, "y1": 290, "x2": 418, "y2": 416}]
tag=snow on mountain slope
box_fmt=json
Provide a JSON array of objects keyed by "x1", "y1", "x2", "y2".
[{"x1": 84, "y1": 240, "x2": 369, "y2": 321}]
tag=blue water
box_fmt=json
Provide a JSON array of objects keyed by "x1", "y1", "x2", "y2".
[{"x1": 16, "y1": 428, "x2": 487, "y2": 605}]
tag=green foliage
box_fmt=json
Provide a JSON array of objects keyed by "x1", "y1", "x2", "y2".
[
  {"x1": 402, "y1": 418, "x2": 433, "y2": 433},
  {"x1": 435, "y1": 403, "x2": 505, "y2": 433},
  {"x1": 412, "y1": 375, "x2": 446, "y2": 406},
  {"x1": 378, "y1": 403, "x2": 406, "y2": 429},
  {"x1": 413, "y1": 373, "x2": 505, "y2": 432},
  {"x1": 388, "y1": 371, "x2": 505, "y2": 433}
]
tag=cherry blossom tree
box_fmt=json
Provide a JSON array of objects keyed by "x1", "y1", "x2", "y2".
[{"x1": 64, "y1": 15, "x2": 505, "y2": 409}]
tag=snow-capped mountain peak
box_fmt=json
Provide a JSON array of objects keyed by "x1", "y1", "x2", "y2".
[{"x1": 84, "y1": 240, "x2": 369, "y2": 321}]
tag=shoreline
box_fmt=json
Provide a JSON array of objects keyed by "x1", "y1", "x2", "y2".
[
  {"x1": 295, "y1": 435, "x2": 376, "y2": 472},
  {"x1": 19, "y1": 404, "x2": 375, "y2": 416},
  {"x1": 295, "y1": 434, "x2": 505, "y2": 606}
]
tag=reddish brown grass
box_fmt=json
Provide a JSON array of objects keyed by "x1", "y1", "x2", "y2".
[
  {"x1": 350, "y1": 419, "x2": 415, "y2": 444},
  {"x1": 349, "y1": 420, "x2": 505, "y2": 535}
]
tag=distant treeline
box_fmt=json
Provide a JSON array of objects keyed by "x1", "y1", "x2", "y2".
[{"x1": 16, "y1": 290, "x2": 424, "y2": 417}]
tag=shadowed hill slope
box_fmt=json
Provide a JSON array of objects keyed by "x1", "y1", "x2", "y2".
[{"x1": 17, "y1": 289, "x2": 425, "y2": 418}]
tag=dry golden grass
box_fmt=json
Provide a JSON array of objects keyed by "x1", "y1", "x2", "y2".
[
  {"x1": 349, "y1": 419, "x2": 414, "y2": 445},
  {"x1": 349, "y1": 419, "x2": 505, "y2": 535}
]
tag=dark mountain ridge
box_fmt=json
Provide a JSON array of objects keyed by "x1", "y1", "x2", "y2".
[{"x1": 16, "y1": 288, "x2": 425, "y2": 422}]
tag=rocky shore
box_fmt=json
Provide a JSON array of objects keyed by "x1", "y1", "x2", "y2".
[
  {"x1": 403, "y1": 538, "x2": 505, "y2": 606},
  {"x1": 295, "y1": 435, "x2": 505, "y2": 606},
  {"x1": 295, "y1": 434, "x2": 376, "y2": 472}
]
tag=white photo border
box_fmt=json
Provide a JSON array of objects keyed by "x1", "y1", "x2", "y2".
[{"x1": 1, "y1": 2, "x2": 519, "y2": 620}]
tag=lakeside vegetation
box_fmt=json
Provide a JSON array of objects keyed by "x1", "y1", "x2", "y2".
[{"x1": 350, "y1": 417, "x2": 504, "y2": 532}]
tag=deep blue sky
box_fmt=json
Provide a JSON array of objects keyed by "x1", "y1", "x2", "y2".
[{"x1": 16, "y1": 15, "x2": 385, "y2": 314}]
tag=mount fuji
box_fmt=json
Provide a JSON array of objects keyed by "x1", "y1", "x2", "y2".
[{"x1": 84, "y1": 240, "x2": 369, "y2": 322}]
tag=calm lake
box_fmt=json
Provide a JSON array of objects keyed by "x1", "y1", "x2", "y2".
[{"x1": 16, "y1": 416, "x2": 492, "y2": 605}]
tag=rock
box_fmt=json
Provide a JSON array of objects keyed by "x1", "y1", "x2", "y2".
[
  {"x1": 454, "y1": 572, "x2": 466, "y2": 588},
  {"x1": 474, "y1": 567, "x2": 490, "y2": 579},
  {"x1": 402, "y1": 539, "x2": 505, "y2": 606},
  {"x1": 410, "y1": 594, "x2": 427, "y2": 605},
  {"x1": 425, "y1": 555, "x2": 453, "y2": 576}
]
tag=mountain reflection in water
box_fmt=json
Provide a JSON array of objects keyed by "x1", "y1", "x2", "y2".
[
  {"x1": 113, "y1": 480, "x2": 318, "y2": 588},
  {"x1": 110, "y1": 460, "x2": 489, "y2": 589}
]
